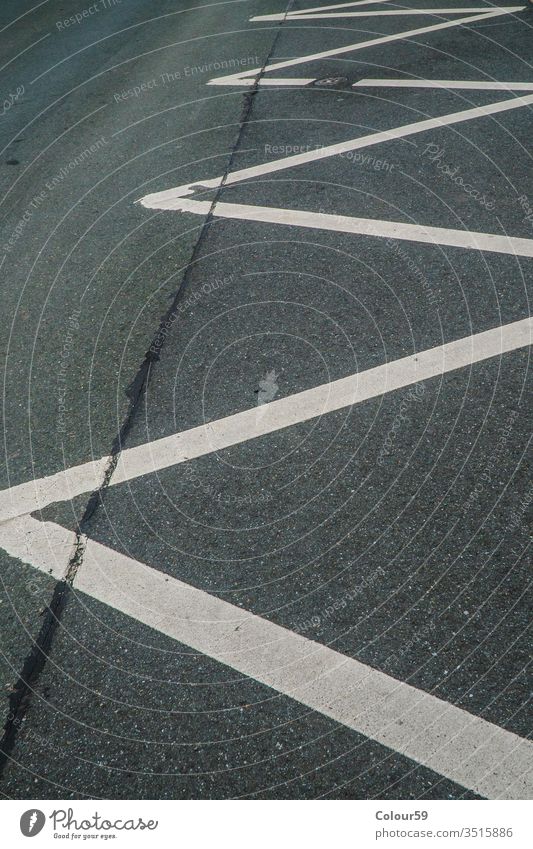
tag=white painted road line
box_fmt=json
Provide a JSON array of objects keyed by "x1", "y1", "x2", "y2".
[
  {"x1": 0, "y1": 457, "x2": 110, "y2": 528},
  {"x1": 225, "y1": 77, "x2": 316, "y2": 86},
  {"x1": 354, "y1": 78, "x2": 533, "y2": 90},
  {"x1": 0, "y1": 515, "x2": 78, "y2": 581},
  {"x1": 291, "y1": 0, "x2": 392, "y2": 10},
  {"x1": 209, "y1": 9, "x2": 517, "y2": 86},
  {"x1": 252, "y1": 1, "x2": 524, "y2": 20},
  {"x1": 0, "y1": 318, "x2": 531, "y2": 523},
  {"x1": 252, "y1": 8, "x2": 525, "y2": 19},
  {"x1": 1, "y1": 513, "x2": 532, "y2": 799},
  {"x1": 252, "y1": 0, "x2": 396, "y2": 19},
  {"x1": 139, "y1": 92, "x2": 533, "y2": 203},
  {"x1": 149, "y1": 199, "x2": 533, "y2": 259}
]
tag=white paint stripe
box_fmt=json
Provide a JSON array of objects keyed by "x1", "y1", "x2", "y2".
[
  {"x1": 1, "y1": 318, "x2": 531, "y2": 523},
  {"x1": 208, "y1": 10, "x2": 511, "y2": 85},
  {"x1": 1, "y1": 513, "x2": 532, "y2": 799},
  {"x1": 208, "y1": 78, "x2": 318, "y2": 87},
  {"x1": 217, "y1": 95, "x2": 533, "y2": 179},
  {"x1": 251, "y1": 8, "x2": 523, "y2": 19},
  {"x1": 210, "y1": 70, "x2": 533, "y2": 95},
  {"x1": 107, "y1": 318, "x2": 533, "y2": 488},
  {"x1": 224, "y1": 77, "x2": 317, "y2": 86},
  {"x1": 354, "y1": 78, "x2": 533, "y2": 90},
  {"x1": 288, "y1": 0, "x2": 395, "y2": 14},
  {"x1": 139, "y1": 92, "x2": 533, "y2": 200},
  {"x1": 0, "y1": 458, "x2": 110, "y2": 526},
  {"x1": 0, "y1": 515, "x2": 78, "y2": 580},
  {"x1": 253, "y1": 0, "x2": 397, "y2": 20},
  {"x1": 165, "y1": 199, "x2": 533, "y2": 259}
]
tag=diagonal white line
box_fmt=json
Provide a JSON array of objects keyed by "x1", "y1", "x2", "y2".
[
  {"x1": 354, "y1": 78, "x2": 533, "y2": 90},
  {"x1": 0, "y1": 318, "x2": 531, "y2": 523},
  {"x1": 252, "y1": 8, "x2": 524, "y2": 20},
  {"x1": 209, "y1": 10, "x2": 514, "y2": 85},
  {"x1": 252, "y1": 0, "x2": 396, "y2": 22},
  {"x1": 1, "y1": 513, "x2": 531, "y2": 799},
  {"x1": 3, "y1": 0, "x2": 529, "y2": 803},
  {"x1": 221, "y1": 77, "x2": 317, "y2": 86},
  {"x1": 156, "y1": 200, "x2": 533, "y2": 259},
  {"x1": 252, "y1": 0, "x2": 524, "y2": 20},
  {"x1": 138, "y1": 92, "x2": 533, "y2": 201},
  {"x1": 0, "y1": 457, "x2": 110, "y2": 527}
]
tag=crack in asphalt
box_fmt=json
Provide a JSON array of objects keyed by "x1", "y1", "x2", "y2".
[{"x1": 0, "y1": 0, "x2": 294, "y2": 782}]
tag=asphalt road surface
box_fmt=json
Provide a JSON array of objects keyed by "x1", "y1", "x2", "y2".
[{"x1": 0, "y1": 0, "x2": 532, "y2": 799}]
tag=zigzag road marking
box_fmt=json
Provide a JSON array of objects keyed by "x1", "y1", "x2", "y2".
[
  {"x1": 353, "y1": 79, "x2": 533, "y2": 90},
  {"x1": 138, "y1": 92, "x2": 533, "y2": 213},
  {"x1": 209, "y1": 7, "x2": 523, "y2": 86},
  {"x1": 142, "y1": 200, "x2": 533, "y2": 258},
  {"x1": 252, "y1": 8, "x2": 523, "y2": 20},
  {"x1": 1, "y1": 514, "x2": 532, "y2": 799},
  {"x1": 2, "y1": 0, "x2": 529, "y2": 801},
  {"x1": 0, "y1": 318, "x2": 531, "y2": 523}
]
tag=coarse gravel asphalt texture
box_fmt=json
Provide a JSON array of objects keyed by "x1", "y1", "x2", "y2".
[{"x1": 0, "y1": 0, "x2": 531, "y2": 799}]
